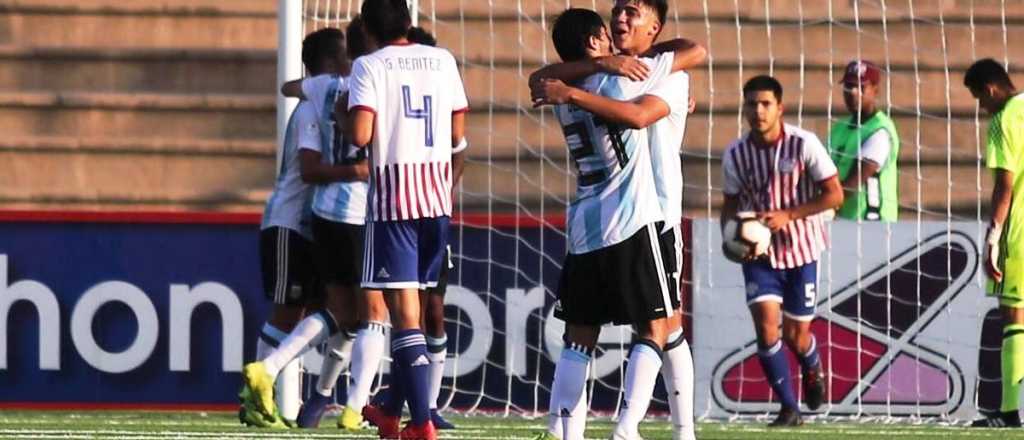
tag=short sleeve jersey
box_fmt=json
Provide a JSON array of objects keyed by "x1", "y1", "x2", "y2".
[
  {"x1": 298, "y1": 74, "x2": 369, "y2": 225},
  {"x1": 646, "y1": 70, "x2": 690, "y2": 231},
  {"x1": 348, "y1": 43, "x2": 469, "y2": 222},
  {"x1": 261, "y1": 101, "x2": 318, "y2": 238},
  {"x1": 722, "y1": 124, "x2": 839, "y2": 269},
  {"x1": 987, "y1": 93, "x2": 1024, "y2": 258},
  {"x1": 556, "y1": 52, "x2": 675, "y2": 254}
]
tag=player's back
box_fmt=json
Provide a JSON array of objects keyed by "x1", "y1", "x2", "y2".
[
  {"x1": 348, "y1": 43, "x2": 468, "y2": 221},
  {"x1": 555, "y1": 72, "x2": 663, "y2": 255},
  {"x1": 262, "y1": 101, "x2": 317, "y2": 237}
]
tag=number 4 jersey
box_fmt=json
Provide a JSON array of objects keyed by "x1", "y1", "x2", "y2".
[
  {"x1": 348, "y1": 43, "x2": 469, "y2": 222},
  {"x1": 555, "y1": 53, "x2": 676, "y2": 254}
]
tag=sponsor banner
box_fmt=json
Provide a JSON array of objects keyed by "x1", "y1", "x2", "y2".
[
  {"x1": 692, "y1": 219, "x2": 1007, "y2": 418},
  {"x1": 0, "y1": 212, "x2": 671, "y2": 411}
]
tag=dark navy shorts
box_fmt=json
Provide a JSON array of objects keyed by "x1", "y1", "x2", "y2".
[
  {"x1": 742, "y1": 260, "x2": 818, "y2": 321},
  {"x1": 361, "y1": 216, "x2": 449, "y2": 290}
]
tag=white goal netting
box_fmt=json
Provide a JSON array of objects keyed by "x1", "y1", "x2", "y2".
[{"x1": 291, "y1": 0, "x2": 1023, "y2": 422}]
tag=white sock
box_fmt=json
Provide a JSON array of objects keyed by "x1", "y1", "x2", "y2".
[
  {"x1": 345, "y1": 321, "x2": 388, "y2": 411},
  {"x1": 316, "y1": 330, "x2": 355, "y2": 397},
  {"x1": 262, "y1": 311, "x2": 334, "y2": 378},
  {"x1": 426, "y1": 334, "x2": 448, "y2": 410},
  {"x1": 613, "y1": 341, "x2": 663, "y2": 439},
  {"x1": 256, "y1": 322, "x2": 287, "y2": 360},
  {"x1": 550, "y1": 369, "x2": 589, "y2": 440},
  {"x1": 662, "y1": 334, "x2": 695, "y2": 440},
  {"x1": 546, "y1": 343, "x2": 592, "y2": 438},
  {"x1": 277, "y1": 357, "x2": 303, "y2": 421}
]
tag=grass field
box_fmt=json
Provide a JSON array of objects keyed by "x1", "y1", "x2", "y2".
[{"x1": 5, "y1": 410, "x2": 1024, "y2": 440}]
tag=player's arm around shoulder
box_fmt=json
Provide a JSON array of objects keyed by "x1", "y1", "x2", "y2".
[
  {"x1": 646, "y1": 38, "x2": 707, "y2": 72},
  {"x1": 281, "y1": 79, "x2": 304, "y2": 99},
  {"x1": 531, "y1": 78, "x2": 669, "y2": 129}
]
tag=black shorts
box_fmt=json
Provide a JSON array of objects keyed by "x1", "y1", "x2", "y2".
[
  {"x1": 554, "y1": 222, "x2": 675, "y2": 326},
  {"x1": 260, "y1": 227, "x2": 317, "y2": 306},
  {"x1": 427, "y1": 245, "x2": 453, "y2": 295},
  {"x1": 659, "y1": 225, "x2": 683, "y2": 311},
  {"x1": 312, "y1": 215, "x2": 365, "y2": 286}
]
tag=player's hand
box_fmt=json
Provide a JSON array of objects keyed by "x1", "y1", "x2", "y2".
[
  {"x1": 351, "y1": 161, "x2": 370, "y2": 182},
  {"x1": 721, "y1": 240, "x2": 759, "y2": 264},
  {"x1": 595, "y1": 55, "x2": 649, "y2": 81},
  {"x1": 688, "y1": 96, "x2": 697, "y2": 115},
  {"x1": 758, "y1": 210, "x2": 793, "y2": 232},
  {"x1": 986, "y1": 224, "x2": 1004, "y2": 282},
  {"x1": 531, "y1": 79, "x2": 574, "y2": 107}
]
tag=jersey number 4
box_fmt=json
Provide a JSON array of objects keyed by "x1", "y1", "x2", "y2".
[{"x1": 402, "y1": 85, "x2": 434, "y2": 147}]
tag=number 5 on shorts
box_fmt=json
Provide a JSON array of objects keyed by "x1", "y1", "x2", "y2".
[{"x1": 804, "y1": 283, "x2": 816, "y2": 307}]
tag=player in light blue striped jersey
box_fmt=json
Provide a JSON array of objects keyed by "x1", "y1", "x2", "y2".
[
  {"x1": 529, "y1": 2, "x2": 703, "y2": 437},
  {"x1": 529, "y1": 6, "x2": 704, "y2": 440},
  {"x1": 242, "y1": 27, "x2": 371, "y2": 430}
]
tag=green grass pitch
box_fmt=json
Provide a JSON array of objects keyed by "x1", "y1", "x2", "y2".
[{"x1": 5, "y1": 410, "x2": 1024, "y2": 439}]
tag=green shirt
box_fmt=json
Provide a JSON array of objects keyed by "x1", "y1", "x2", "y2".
[
  {"x1": 986, "y1": 94, "x2": 1024, "y2": 296},
  {"x1": 988, "y1": 94, "x2": 1024, "y2": 258},
  {"x1": 828, "y1": 112, "x2": 901, "y2": 221}
]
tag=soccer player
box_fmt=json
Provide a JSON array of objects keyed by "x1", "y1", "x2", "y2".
[
  {"x1": 720, "y1": 75, "x2": 843, "y2": 427},
  {"x1": 347, "y1": 0, "x2": 468, "y2": 437},
  {"x1": 405, "y1": 24, "x2": 464, "y2": 431},
  {"x1": 249, "y1": 90, "x2": 315, "y2": 430},
  {"x1": 281, "y1": 32, "x2": 370, "y2": 430},
  {"x1": 828, "y1": 60, "x2": 900, "y2": 222},
  {"x1": 278, "y1": 16, "x2": 395, "y2": 432},
  {"x1": 529, "y1": 6, "x2": 702, "y2": 440},
  {"x1": 529, "y1": 1, "x2": 705, "y2": 438},
  {"x1": 241, "y1": 27, "x2": 370, "y2": 429},
  {"x1": 964, "y1": 58, "x2": 1024, "y2": 428}
]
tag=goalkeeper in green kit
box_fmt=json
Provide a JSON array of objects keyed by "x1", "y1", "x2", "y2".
[
  {"x1": 967, "y1": 58, "x2": 1024, "y2": 428},
  {"x1": 828, "y1": 60, "x2": 900, "y2": 222}
]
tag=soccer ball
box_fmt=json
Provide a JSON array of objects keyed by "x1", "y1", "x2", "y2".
[{"x1": 722, "y1": 212, "x2": 771, "y2": 263}]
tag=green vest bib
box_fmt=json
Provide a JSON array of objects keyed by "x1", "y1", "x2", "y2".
[{"x1": 828, "y1": 112, "x2": 900, "y2": 221}]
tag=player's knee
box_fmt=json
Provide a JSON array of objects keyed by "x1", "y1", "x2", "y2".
[
  {"x1": 268, "y1": 304, "x2": 305, "y2": 331},
  {"x1": 1002, "y1": 305, "x2": 1024, "y2": 325},
  {"x1": 565, "y1": 325, "x2": 600, "y2": 349},
  {"x1": 634, "y1": 318, "x2": 669, "y2": 348}
]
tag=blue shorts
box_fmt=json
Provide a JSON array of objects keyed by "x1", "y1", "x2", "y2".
[
  {"x1": 742, "y1": 260, "x2": 818, "y2": 321},
  {"x1": 362, "y1": 216, "x2": 449, "y2": 290}
]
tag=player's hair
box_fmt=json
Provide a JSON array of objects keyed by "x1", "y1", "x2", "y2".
[
  {"x1": 635, "y1": 0, "x2": 668, "y2": 26},
  {"x1": 407, "y1": 26, "x2": 437, "y2": 47},
  {"x1": 743, "y1": 75, "x2": 784, "y2": 103},
  {"x1": 302, "y1": 27, "x2": 345, "y2": 74},
  {"x1": 346, "y1": 15, "x2": 373, "y2": 59},
  {"x1": 964, "y1": 58, "x2": 1015, "y2": 90},
  {"x1": 360, "y1": 0, "x2": 412, "y2": 44},
  {"x1": 552, "y1": 8, "x2": 606, "y2": 62}
]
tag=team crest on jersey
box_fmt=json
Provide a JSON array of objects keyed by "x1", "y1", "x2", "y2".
[{"x1": 710, "y1": 231, "x2": 976, "y2": 415}]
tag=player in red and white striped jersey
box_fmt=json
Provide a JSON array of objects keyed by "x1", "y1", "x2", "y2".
[
  {"x1": 346, "y1": 0, "x2": 467, "y2": 438},
  {"x1": 720, "y1": 75, "x2": 844, "y2": 427}
]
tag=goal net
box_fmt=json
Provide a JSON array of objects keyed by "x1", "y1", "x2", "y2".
[{"x1": 288, "y1": 0, "x2": 1021, "y2": 422}]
